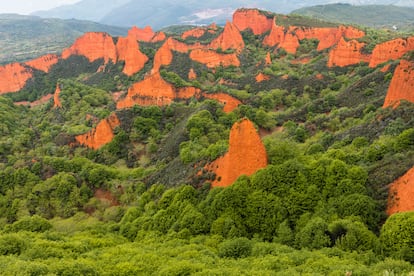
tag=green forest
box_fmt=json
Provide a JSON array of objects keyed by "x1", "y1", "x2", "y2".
[{"x1": 1, "y1": 8, "x2": 414, "y2": 275}]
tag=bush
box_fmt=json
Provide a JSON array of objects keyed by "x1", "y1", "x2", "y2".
[
  {"x1": 0, "y1": 233, "x2": 26, "y2": 255},
  {"x1": 218, "y1": 237, "x2": 252, "y2": 259},
  {"x1": 5, "y1": 215, "x2": 52, "y2": 233}
]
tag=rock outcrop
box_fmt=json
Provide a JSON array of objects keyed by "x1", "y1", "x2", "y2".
[
  {"x1": 383, "y1": 60, "x2": 414, "y2": 108},
  {"x1": 182, "y1": 27, "x2": 206, "y2": 39},
  {"x1": 0, "y1": 63, "x2": 33, "y2": 94},
  {"x1": 256, "y1": 73, "x2": 271, "y2": 82},
  {"x1": 54, "y1": 84, "x2": 62, "y2": 108},
  {"x1": 203, "y1": 93, "x2": 241, "y2": 113},
  {"x1": 207, "y1": 119, "x2": 267, "y2": 188},
  {"x1": 328, "y1": 38, "x2": 371, "y2": 67},
  {"x1": 369, "y1": 37, "x2": 414, "y2": 68},
  {"x1": 116, "y1": 73, "x2": 200, "y2": 108},
  {"x1": 128, "y1": 26, "x2": 166, "y2": 42},
  {"x1": 189, "y1": 49, "x2": 240, "y2": 68},
  {"x1": 75, "y1": 113, "x2": 120, "y2": 149},
  {"x1": 233, "y1": 9, "x2": 273, "y2": 35},
  {"x1": 116, "y1": 35, "x2": 149, "y2": 76},
  {"x1": 387, "y1": 166, "x2": 414, "y2": 215},
  {"x1": 208, "y1": 21, "x2": 245, "y2": 52},
  {"x1": 25, "y1": 54, "x2": 59, "y2": 73},
  {"x1": 188, "y1": 68, "x2": 197, "y2": 80},
  {"x1": 62, "y1": 32, "x2": 117, "y2": 63}
]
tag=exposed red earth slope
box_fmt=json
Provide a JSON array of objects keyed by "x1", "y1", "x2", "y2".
[
  {"x1": 62, "y1": 32, "x2": 117, "y2": 63},
  {"x1": 383, "y1": 60, "x2": 414, "y2": 108},
  {"x1": 75, "y1": 113, "x2": 120, "y2": 149},
  {"x1": 328, "y1": 38, "x2": 371, "y2": 67},
  {"x1": 387, "y1": 166, "x2": 414, "y2": 215},
  {"x1": 233, "y1": 9, "x2": 273, "y2": 35},
  {"x1": 116, "y1": 72, "x2": 201, "y2": 108},
  {"x1": 369, "y1": 37, "x2": 414, "y2": 68},
  {"x1": 116, "y1": 34, "x2": 149, "y2": 76},
  {"x1": 53, "y1": 84, "x2": 62, "y2": 108},
  {"x1": 189, "y1": 49, "x2": 240, "y2": 68},
  {"x1": 0, "y1": 63, "x2": 33, "y2": 94},
  {"x1": 208, "y1": 21, "x2": 245, "y2": 52},
  {"x1": 128, "y1": 26, "x2": 166, "y2": 42},
  {"x1": 25, "y1": 54, "x2": 59, "y2": 73},
  {"x1": 256, "y1": 73, "x2": 271, "y2": 82},
  {"x1": 203, "y1": 93, "x2": 241, "y2": 113},
  {"x1": 207, "y1": 119, "x2": 267, "y2": 188}
]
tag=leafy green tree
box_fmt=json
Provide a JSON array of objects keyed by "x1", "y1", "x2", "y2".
[{"x1": 295, "y1": 217, "x2": 331, "y2": 250}]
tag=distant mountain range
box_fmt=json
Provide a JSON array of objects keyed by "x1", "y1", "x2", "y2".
[
  {"x1": 32, "y1": 0, "x2": 414, "y2": 29},
  {"x1": 0, "y1": 14, "x2": 128, "y2": 64},
  {"x1": 292, "y1": 3, "x2": 414, "y2": 31}
]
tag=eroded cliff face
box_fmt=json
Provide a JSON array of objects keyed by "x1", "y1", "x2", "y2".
[
  {"x1": 233, "y1": 9, "x2": 273, "y2": 35},
  {"x1": 383, "y1": 60, "x2": 414, "y2": 108},
  {"x1": 0, "y1": 63, "x2": 33, "y2": 94},
  {"x1": 128, "y1": 26, "x2": 166, "y2": 42},
  {"x1": 207, "y1": 118, "x2": 267, "y2": 188},
  {"x1": 75, "y1": 113, "x2": 120, "y2": 149},
  {"x1": 369, "y1": 37, "x2": 414, "y2": 68},
  {"x1": 182, "y1": 27, "x2": 206, "y2": 39},
  {"x1": 54, "y1": 84, "x2": 62, "y2": 108},
  {"x1": 116, "y1": 72, "x2": 200, "y2": 108},
  {"x1": 189, "y1": 49, "x2": 240, "y2": 68},
  {"x1": 208, "y1": 21, "x2": 245, "y2": 52},
  {"x1": 62, "y1": 32, "x2": 117, "y2": 63},
  {"x1": 328, "y1": 38, "x2": 371, "y2": 67},
  {"x1": 387, "y1": 166, "x2": 414, "y2": 215},
  {"x1": 25, "y1": 54, "x2": 59, "y2": 73},
  {"x1": 203, "y1": 93, "x2": 241, "y2": 113},
  {"x1": 116, "y1": 35, "x2": 149, "y2": 76}
]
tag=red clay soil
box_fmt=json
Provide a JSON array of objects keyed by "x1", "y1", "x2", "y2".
[
  {"x1": 203, "y1": 93, "x2": 241, "y2": 113},
  {"x1": 188, "y1": 68, "x2": 197, "y2": 80},
  {"x1": 128, "y1": 26, "x2": 165, "y2": 42},
  {"x1": 233, "y1": 9, "x2": 273, "y2": 35},
  {"x1": 25, "y1": 54, "x2": 59, "y2": 73},
  {"x1": 116, "y1": 34, "x2": 149, "y2": 76},
  {"x1": 94, "y1": 188, "x2": 119, "y2": 207},
  {"x1": 182, "y1": 27, "x2": 206, "y2": 39},
  {"x1": 189, "y1": 49, "x2": 240, "y2": 68},
  {"x1": 383, "y1": 60, "x2": 414, "y2": 108},
  {"x1": 0, "y1": 63, "x2": 33, "y2": 94},
  {"x1": 208, "y1": 21, "x2": 245, "y2": 52},
  {"x1": 369, "y1": 37, "x2": 414, "y2": 68},
  {"x1": 328, "y1": 38, "x2": 371, "y2": 67},
  {"x1": 75, "y1": 113, "x2": 120, "y2": 149},
  {"x1": 62, "y1": 32, "x2": 117, "y2": 63},
  {"x1": 256, "y1": 73, "x2": 271, "y2": 83},
  {"x1": 265, "y1": 52, "x2": 272, "y2": 65},
  {"x1": 15, "y1": 94, "x2": 53, "y2": 107},
  {"x1": 116, "y1": 72, "x2": 201, "y2": 109},
  {"x1": 387, "y1": 166, "x2": 414, "y2": 215},
  {"x1": 207, "y1": 118, "x2": 267, "y2": 188},
  {"x1": 53, "y1": 84, "x2": 62, "y2": 108}
]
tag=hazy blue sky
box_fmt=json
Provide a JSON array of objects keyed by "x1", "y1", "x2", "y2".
[{"x1": 0, "y1": 0, "x2": 80, "y2": 14}]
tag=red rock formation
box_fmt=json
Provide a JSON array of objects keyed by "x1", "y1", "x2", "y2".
[
  {"x1": 383, "y1": 60, "x2": 414, "y2": 108},
  {"x1": 233, "y1": 9, "x2": 273, "y2": 35},
  {"x1": 62, "y1": 32, "x2": 117, "y2": 63},
  {"x1": 151, "y1": 31, "x2": 166, "y2": 42},
  {"x1": 116, "y1": 35, "x2": 149, "y2": 76},
  {"x1": 265, "y1": 52, "x2": 272, "y2": 65},
  {"x1": 128, "y1": 26, "x2": 154, "y2": 41},
  {"x1": 256, "y1": 73, "x2": 271, "y2": 82},
  {"x1": 208, "y1": 21, "x2": 245, "y2": 52},
  {"x1": 207, "y1": 118, "x2": 267, "y2": 187},
  {"x1": 203, "y1": 93, "x2": 241, "y2": 113},
  {"x1": 116, "y1": 72, "x2": 200, "y2": 108},
  {"x1": 182, "y1": 27, "x2": 206, "y2": 39},
  {"x1": 15, "y1": 94, "x2": 53, "y2": 108},
  {"x1": 188, "y1": 68, "x2": 197, "y2": 80},
  {"x1": 263, "y1": 20, "x2": 285, "y2": 47},
  {"x1": 328, "y1": 38, "x2": 371, "y2": 67},
  {"x1": 387, "y1": 166, "x2": 414, "y2": 215},
  {"x1": 0, "y1": 63, "x2": 32, "y2": 94},
  {"x1": 369, "y1": 37, "x2": 414, "y2": 68},
  {"x1": 54, "y1": 84, "x2": 62, "y2": 108},
  {"x1": 75, "y1": 113, "x2": 120, "y2": 149},
  {"x1": 280, "y1": 32, "x2": 300, "y2": 54},
  {"x1": 190, "y1": 49, "x2": 240, "y2": 68},
  {"x1": 25, "y1": 54, "x2": 59, "y2": 73}
]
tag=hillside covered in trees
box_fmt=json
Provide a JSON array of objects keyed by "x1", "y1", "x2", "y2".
[{"x1": 0, "y1": 8, "x2": 414, "y2": 274}]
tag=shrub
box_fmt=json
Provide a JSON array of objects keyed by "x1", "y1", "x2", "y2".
[{"x1": 218, "y1": 237, "x2": 252, "y2": 259}]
